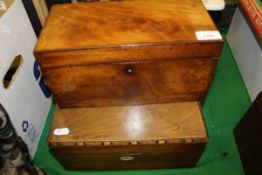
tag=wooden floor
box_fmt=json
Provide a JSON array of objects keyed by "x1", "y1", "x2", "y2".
[{"x1": 33, "y1": 29, "x2": 251, "y2": 175}]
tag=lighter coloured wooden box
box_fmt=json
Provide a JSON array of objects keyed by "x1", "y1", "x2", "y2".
[{"x1": 48, "y1": 102, "x2": 208, "y2": 170}]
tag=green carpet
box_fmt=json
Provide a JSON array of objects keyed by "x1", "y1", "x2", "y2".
[
  {"x1": 255, "y1": 0, "x2": 262, "y2": 10},
  {"x1": 34, "y1": 29, "x2": 251, "y2": 175}
]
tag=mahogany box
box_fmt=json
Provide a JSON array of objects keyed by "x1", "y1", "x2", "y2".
[
  {"x1": 48, "y1": 102, "x2": 208, "y2": 170},
  {"x1": 34, "y1": 0, "x2": 224, "y2": 108}
]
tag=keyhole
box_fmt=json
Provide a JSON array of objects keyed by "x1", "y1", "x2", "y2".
[{"x1": 127, "y1": 67, "x2": 134, "y2": 75}]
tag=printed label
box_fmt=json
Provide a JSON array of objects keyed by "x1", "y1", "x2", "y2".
[
  {"x1": 54, "y1": 128, "x2": 70, "y2": 136},
  {"x1": 22, "y1": 121, "x2": 39, "y2": 153},
  {"x1": 195, "y1": 31, "x2": 222, "y2": 40}
]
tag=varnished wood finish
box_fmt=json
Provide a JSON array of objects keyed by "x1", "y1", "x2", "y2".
[
  {"x1": 48, "y1": 102, "x2": 208, "y2": 170},
  {"x1": 34, "y1": 0, "x2": 223, "y2": 107},
  {"x1": 36, "y1": 0, "x2": 220, "y2": 51},
  {"x1": 51, "y1": 144, "x2": 206, "y2": 170},
  {"x1": 35, "y1": 42, "x2": 223, "y2": 68},
  {"x1": 35, "y1": 0, "x2": 223, "y2": 67},
  {"x1": 49, "y1": 102, "x2": 207, "y2": 143},
  {"x1": 43, "y1": 58, "x2": 217, "y2": 107}
]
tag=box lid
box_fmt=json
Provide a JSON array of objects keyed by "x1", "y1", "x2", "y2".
[
  {"x1": 35, "y1": 0, "x2": 223, "y2": 68},
  {"x1": 48, "y1": 102, "x2": 207, "y2": 146}
]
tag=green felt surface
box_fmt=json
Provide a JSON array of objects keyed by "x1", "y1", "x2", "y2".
[
  {"x1": 255, "y1": 0, "x2": 262, "y2": 10},
  {"x1": 34, "y1": 29, "x2": 251, "y2": 175}
]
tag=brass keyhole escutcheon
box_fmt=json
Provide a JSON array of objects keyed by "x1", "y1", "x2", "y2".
[{"x1": 120, "y1": 156, "x2": 134, "y2": 161}]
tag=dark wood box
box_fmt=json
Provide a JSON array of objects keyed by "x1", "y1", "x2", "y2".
[
  {"x1": 48, "y1": 102, "x2": 208, "y2": 170},
  {"x1": 34, "y1": 0, "x2": 223, "y2": 108},
  {"x1": 234, "y1": 92, "x2": 262, "y2": 175}
]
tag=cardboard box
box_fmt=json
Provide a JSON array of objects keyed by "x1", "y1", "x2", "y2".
[
  {"x1": 227, "y1": 8, "x2": 262, "y2": 101},
  {"x1": 0, "y1": 0, "x2": 51, "y2": 156}
]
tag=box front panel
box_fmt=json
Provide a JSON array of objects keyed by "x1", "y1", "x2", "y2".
[
  {"x1": 43, "y1": 58, "x2": 217, "y2": 107},
  {"x1": 50, "y1": 143, "x2": 206, "y2": 170}
]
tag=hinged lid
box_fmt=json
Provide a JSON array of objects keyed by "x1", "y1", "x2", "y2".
[
  {"x1": 48, "y1": 102, "x2": 207, "y2": 146},
  {"x1": 35, "y1": 0, "x2": 223, "y2": 68}
]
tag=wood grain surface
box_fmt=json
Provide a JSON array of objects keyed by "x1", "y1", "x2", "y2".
[
  {"x1": 43, "y1": 58, "x2": 217, "y2": 107},
  {"x1": 34, "y1": 0, "x2": 223, "y2": 107},
  {"x1": 34, "y1": 0, "x2": 223, "y2": 67},
  {"x1": 48, "y1": 102, "x2": 207, "y2": 169},
  {"x1": 36, "y1": 42, "x2": 223, "y2": 68},
  {"x1": 49, "y1": 102, "x2": 207, "y2": 144},
  {"x1": 36, "y1": 0, "x2": 218, "y2": 50},
  {"x1": 50, "y1": 143, "x2": 206, "y2": 170}
]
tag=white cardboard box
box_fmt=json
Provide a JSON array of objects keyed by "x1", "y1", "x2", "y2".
[
  {"x1": 0, "y1": 0, "x2": 51, "y2": 156},
  {"x1": 227, "y1": 8, "x2": 262, "y2": 101}
]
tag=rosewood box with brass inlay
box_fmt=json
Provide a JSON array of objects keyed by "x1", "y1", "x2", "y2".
[{"x1": 48, "y1": 102, "x2": 208, "y2": 170}]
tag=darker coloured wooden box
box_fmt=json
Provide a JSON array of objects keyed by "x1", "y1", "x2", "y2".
[
  {"x1": 34, "y1": 0, "x2": 224, "y2": 107},
  {"x1": 234, "y1": 92, "x2": 262, "y2": 175},
  {"x1": 48, "y1": 102, "x2": 208, "y2": 170}
]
